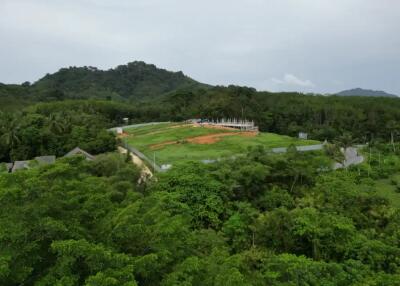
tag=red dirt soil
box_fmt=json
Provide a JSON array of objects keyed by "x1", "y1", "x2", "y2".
[
  {"x1": 187, "y1": 132, "x2": 256, "y2": 144},
  {"x1": 117, "y1": 132, "x2": 129, "y2": 138}
]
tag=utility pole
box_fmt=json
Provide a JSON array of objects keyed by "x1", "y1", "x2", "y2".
[
  {"x1": 153, "y1": 152, "x2": 156, "y2": 171},
  {"x1": 368, "y1": 147, "x2": 372, "y2": 177},
  {"x1": 379, "y1": 152, "x2": 381, "y2": 168}
]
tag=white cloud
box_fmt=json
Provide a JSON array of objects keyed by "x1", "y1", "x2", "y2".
[{"x1": 272, "y1": 74, "x2": 315, "y2": 88}]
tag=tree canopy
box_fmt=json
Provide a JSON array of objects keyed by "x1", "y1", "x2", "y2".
[{"x1": 2, "y1": 145, "x2": 400, "y2": 285}]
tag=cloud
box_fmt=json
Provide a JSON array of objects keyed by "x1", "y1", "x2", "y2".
[
  {"x1": 0, "y1": 0, "x2": 399, "y2": 94},
  {"x1": 272, "y1": 74, "x2": 315, "y2": 88}
]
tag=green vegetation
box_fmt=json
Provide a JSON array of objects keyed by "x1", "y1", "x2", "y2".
[
  {"x1": 2, "y1": 145, "x2": 400, "y2": 285},
  {"x1": 0, "y1": 62, "x2": 205, "y2": 104},
  {"x1": 2, "y1": 62, "x2": 400, "y2": 145},
  {"x1": 356, "y1": 146, "x2": 400, "y2": 208},
  {"x1": 2, "y1": 62, "x2": 400, "y2": 285},
  {"x1": 160, "y1": 86, "x2": 400, "y2": 143},
  {"x1": 0, "y1": 101, "x2": 118, "y2": 162},
  {"x1": 374, "y1": 177, "x2": 400, "y2": 208},
  {"x1": 0, "y1": 83, "x2": 33, "y2": 111},
  {"x1": 124, "y1": 123, "x2": 319, "y2": 165}
]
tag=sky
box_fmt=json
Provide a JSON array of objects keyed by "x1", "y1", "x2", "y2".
[{"x1": 1, "y1": 0, "x2": 400, "y2": 94}]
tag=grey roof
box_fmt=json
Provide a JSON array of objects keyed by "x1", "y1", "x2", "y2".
[
  {"x1": 35, "y1": 155, "x2": 56, "y2": 165},
  {"x1": 12, "y1": 161, "x2": 30, "y2": 172},
  {"x1": 64, "y1": 147, "x2": 95, "y2": 161}
]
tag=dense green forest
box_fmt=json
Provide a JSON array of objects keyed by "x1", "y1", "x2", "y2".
[
  {"x1": 0, "y1": 101, "x2": 119, "y2": 162},
  {"x1": 2, "y1": 144, "x2": 400, "y2": 285},
  {"x1": 2, "y1": 62, "x2": 400, "y2": 285}
]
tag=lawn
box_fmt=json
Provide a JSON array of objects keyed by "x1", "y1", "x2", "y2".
[{"x1": 123, "y1": 123, "x2": 320, "y2": 165}]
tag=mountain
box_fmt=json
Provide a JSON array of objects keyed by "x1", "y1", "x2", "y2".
[
  {"x1": 27, "y1": 61, "x2": 206, "y2": 101},
  {"x1": 336, "y1": 88, "x2": 398, "y2": 98}
]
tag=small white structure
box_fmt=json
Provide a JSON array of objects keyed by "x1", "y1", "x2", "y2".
[
  {"x1": 161, "y1": 164, "x2": 172, "y2": 170},
  {"x1": 123, "y1": 118, "x2": 129, "y2": 123},
  {"x1": 207, "y1": 118, "x2": 259, "y2": 132},
  {"x1": 298, "y1": 132, "x2": 308, "y2": 140},
  {"x1": 117, "y1": 127, "x2": 123, "y2": 135},
  {"x1": 187, "y1": 119, "x2": 201, "y2": 124}
]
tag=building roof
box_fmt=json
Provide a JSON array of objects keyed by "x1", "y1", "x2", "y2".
[
  {"x1": 35, "y1": 155, "x2": 56, "y2": 165},
  {"x1": 12, "y1": 161, "x2": 30, "y2": 172},
  {"x1": 64, "y1": 147, "x2": 95, "y2": 161}
]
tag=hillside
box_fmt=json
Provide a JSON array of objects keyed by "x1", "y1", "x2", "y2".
[
  {"x1": 336, "y1": 88, "x2": 398, "y2": 97},
  {"x1": 0, "y1": 61, "x2": 206, "y2": 104},
  {"x1": 31, "y1": 61, "x2": 206, "y2": 100}
]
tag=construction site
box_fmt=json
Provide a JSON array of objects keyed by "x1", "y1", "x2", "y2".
[{"x1": 191, "y1": 118, "x2": 259, "y2": 132}]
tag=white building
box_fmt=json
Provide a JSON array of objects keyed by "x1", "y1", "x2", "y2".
[
  {"x1": 207, "y1": 118, "x2": 259, "y2": 132},
  {"x1": 298, "y1": 132, "x2": 308, "y2": 140}
]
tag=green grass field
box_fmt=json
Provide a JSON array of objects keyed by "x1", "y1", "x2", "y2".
[{"x1": 123, "y1": 123, "x2": 320, "y2": 165}]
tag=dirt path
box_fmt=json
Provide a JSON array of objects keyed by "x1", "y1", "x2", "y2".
[
  {"x1": 187, "y1": 131, "x2": 256, "y2": 144},
  {"x1": 118, "y1": 147, "x2": 153, "y2": 181}
]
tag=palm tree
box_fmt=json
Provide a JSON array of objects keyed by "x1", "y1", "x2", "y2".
[
  {"x1": 333, "y1": 132, "x2": 358, "y2": 168},
  {"x1": 47, "y1": 113, "x2": 65, "y2": 134},
  {"x1": 60, "y1": 112, "x2": 72, "y2": 133},
  {"x1": 334, "y1": 132, "x2": 357, "y2": 150}
]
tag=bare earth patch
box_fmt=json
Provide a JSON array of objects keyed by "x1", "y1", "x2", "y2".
[
  {"x1": 117, "y1": 132, "x2": 129, "y2": 138},
  {"x1": 187, "y1": 132, "x2": 256, "y2": 144}
]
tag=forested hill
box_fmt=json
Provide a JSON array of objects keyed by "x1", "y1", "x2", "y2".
[
  {"x1": 336, "y1": 88, "x2": 398, "y2": 98},
  {"x1": 34, "y1": 61, "x2": 205, "y2": 100},
  {"x1": 1, "y1": 61, "x2": 205, "y2": 102}
]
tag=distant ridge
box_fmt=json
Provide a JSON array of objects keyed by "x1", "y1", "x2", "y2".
[{"x1": 336, "y1": 88, "x2": 398, "y2": 98}]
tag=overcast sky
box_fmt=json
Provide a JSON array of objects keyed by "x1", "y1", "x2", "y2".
[{"x1": 1, "y1": 0, "x2": 399, "y2": 94}]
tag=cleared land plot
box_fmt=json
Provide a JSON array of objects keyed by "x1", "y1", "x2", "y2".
[{"x1": 123, "y1": 123, "x2": 319, "y2": 165}]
